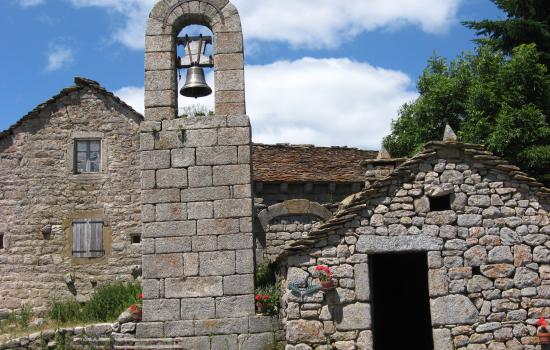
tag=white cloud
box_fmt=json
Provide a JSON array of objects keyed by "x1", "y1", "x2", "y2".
[
  {"x1": 246, "y1": 58, "x2": 417, "y2": 149},
  {"x1": 68, "y1": 0, "x2": 155, "y2": 50},
  {"x1": 114, "y1": 86, "x2": 144, "y2": 113},
  {"x1": 45, "y1": 44, "x2": 74, "y2": 71},
  {"x1": 115, "y1": 58, "x2": 417, "y2": 149},
  {"x1": 18, "y1": 0, "x2": 45, "y2": 7},
  {"x1": 234, "y1": 0, "x2": 461, "y2": 48},
  {"x1": 67, "y1": 0, "x2": 461, "y2": 50}
]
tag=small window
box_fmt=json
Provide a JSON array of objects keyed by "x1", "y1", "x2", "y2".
[
  {"x1": 131, "y1": 234, "x2": 141, "y2": 244},
  {"x1": 429, "y1": 195, "x2": 451, "y2": 211},
  {"x1": 72, "y1": 220, "x2": 104, "y2": 258},
  {"x1": 0, "y1": 234, "x2": 4, "y2": 249},
  {"x1": 75, "y1": 140, "x2": 101, "y2": 173}
]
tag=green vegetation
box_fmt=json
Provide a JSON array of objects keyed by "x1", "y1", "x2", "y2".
[
  {"x1": 255, "y1": 261, "x2": 282, "y2": 316},
  {"x1": 383, "y1": 0, "x2": 550, "y2": 185},
  {"x1": 464, "y1": 0, "x2": 550, "y2": 68},
  {"x1": 178, "y1": 104, "x2": 214, "y2": 118},
  {"x1": 0, "y1": 282, "x2": 140, "y2": 341},
  {"x1": 49, "y1": 282, "x2": 141, "y2": 323}
]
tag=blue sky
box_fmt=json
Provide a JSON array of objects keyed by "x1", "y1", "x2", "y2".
[{"x1": 0, "y1": 0, "x2": 503, "y2": 149}]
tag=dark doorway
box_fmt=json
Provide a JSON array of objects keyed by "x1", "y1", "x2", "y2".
[{"x1": 370, "y1": 252, "x2": 434, "y2": 350}]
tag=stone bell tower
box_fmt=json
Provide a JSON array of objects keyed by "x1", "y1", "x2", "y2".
[{"x1": 137, "y1": 1, "x2": 274, "y2": 347}]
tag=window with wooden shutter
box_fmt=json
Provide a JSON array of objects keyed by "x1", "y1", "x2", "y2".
[
  {"x1": 72, "y1": 220, "x2": 104, "y2": 258},
  {"x1": 75, "y1": 140, "x2": 101, "y2": 173}
]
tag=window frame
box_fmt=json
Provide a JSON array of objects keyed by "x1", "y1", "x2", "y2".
[
  {"x1": 74, "y1": 139, "x2": 102, "y2": 174},
  {"x1": 64, "y1": 210, "x2": 111, "y2": 264}
]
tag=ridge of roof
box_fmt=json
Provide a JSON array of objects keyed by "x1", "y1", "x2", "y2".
[
  {"x1": 0, "y1": 77, "x2": 143, "y2": 141},
  {"x1": 280, "y1": 141, "x2": 550, "y2": 257}
]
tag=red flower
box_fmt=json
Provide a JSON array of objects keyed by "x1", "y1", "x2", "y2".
[
  {"x1": 537, "y1": 317, "x2": 548, "y2": 327},
  {"x1": 262, "y1": 295, "x2": 269, "y2": 301},
  {"x1": 138, "y1": 293, "x2": 143, "y2": 300},
  {"x1": 255, "y1": 294, "x2": 262, "y2": 301},
  {"x1": 130, "y1": 304, "x2": 137, "y2": 311}
]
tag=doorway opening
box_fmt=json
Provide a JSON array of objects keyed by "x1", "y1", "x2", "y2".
[{"x1": 369, "y1": 252, "x2": 434, "y2": 350}]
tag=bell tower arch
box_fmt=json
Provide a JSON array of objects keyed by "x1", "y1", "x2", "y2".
[{"x1": 145, "y1": 0, "x2": 245, "y2": 120}]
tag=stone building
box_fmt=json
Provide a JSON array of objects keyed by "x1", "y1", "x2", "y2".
[
  {"x1": 0, "y1": 78, "x2": 143, "y2": 312},
  {"x1": 1, "y1": 0, "x2": 550, "y2": 349},
  {"x1": 279, "y1": 140, "x2": 550, "y2": 349}
]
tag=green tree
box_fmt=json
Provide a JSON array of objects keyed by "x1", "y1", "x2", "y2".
[
  {"x1": 383, "y1": 44, "x2": 550, "y2": 184},
  {"x1": 464, "y1": 0, "x2": 550, "y2": 67}
]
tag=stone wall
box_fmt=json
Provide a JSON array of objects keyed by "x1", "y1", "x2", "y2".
[
  {"x1": 280, "y1": 142, "x2": 550, "y2": 349},
  {"x1": 255, "y1": 199, "x2": 335, "y2": 263},
  {"x1": 0, "y1": 79, "x2": 142, "y2": 313}
]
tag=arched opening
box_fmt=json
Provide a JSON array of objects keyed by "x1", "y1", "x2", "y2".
[{"x1": 175, "y1": 25, "x2": 215, "y2": 117}]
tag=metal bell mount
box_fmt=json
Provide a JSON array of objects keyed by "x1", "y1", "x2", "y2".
[{"x1": 177, "y1": 34, "x2": 214, "y2": 99}]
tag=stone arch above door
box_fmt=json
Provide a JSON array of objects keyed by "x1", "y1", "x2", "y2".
[{"x1": 257, "y1": 199, "x2": 333, "y2": 230}]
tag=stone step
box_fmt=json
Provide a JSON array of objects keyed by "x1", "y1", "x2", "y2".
[{"x1": 114, "y1": 338, "x2": 188, "y2": 349}]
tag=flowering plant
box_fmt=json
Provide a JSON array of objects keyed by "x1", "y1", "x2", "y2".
[
  {"x1": 315, "y1": 265, "x2": 333, "y2": 282},
  {"x1": 128, "y1": 292, "x2": 143, "y2": 321},
  {"x1": 537, "y1": 317, "x2": 549, "y2": 332},
  {"x1": 255, "y1": 294, "x2": 270, "y2": 302}
]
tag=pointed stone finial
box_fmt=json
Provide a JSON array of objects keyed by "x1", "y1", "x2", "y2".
[
  {"x1": 443, "y1": 124, "x2": 457, "y2": 142},
  {"x1": 376, "y1": 145, "x2": 392, "y2": 160}
]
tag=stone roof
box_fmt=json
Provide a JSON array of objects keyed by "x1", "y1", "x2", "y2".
[
  {"x1": 252, "y1": 143, "x2": 377, "y2": 183},
  {"x1": 281, "y1": 141, "x2": 550, "y2": 257},
  {"x1": 0, "y1": 77, "x2": 143, "y2": 141}
]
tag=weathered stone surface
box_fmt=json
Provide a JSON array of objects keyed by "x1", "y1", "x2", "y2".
[
  {"x1": 164, "y1": 277, "x2": 223, "y2": 298},
  {"x1": 429, "y1": 268, "x2": 449, "y2": 296},
  {"x1": 143, "y1": 221, "x2": 196, "y2": 238},
  {"x1": 199, "y1": 251, "x2": 236, "y2": 276},
  {"x1": 356, "y1": 235, "x2": 443, "y2": 253},
  {"x1": 464, "y1": 245, "x2": 487, "y2": 266},
  {"x1": 223, "y1": 274, "x2": 254, "y2": 295},
  {"x1": 286, "y1": 320, "x2": 326, "y2": 344},
  {"x1": 487, "y1": 246, "x2": 513, "y2": 263},
  {"x1": 433, "y1": 328, "x2": 453, "y2": 350},
  {"x1": 238, "y1": 332, "x2": 274, "y2": 350},
  {"x1": 354, "y1": 263, "x2": 370, "y2": 301},
  {"x1": 533, "y1": 246, "x2": 550, "y2": 263},
  {"x1": 457, "y1": 214, "x2": 483, "y2": 227},
  {"x1": 430, "y1": 295, "x2": 479, "y2": 325},
  {"x1": 288, "y1": 267, "x2": 309, "y2": 287},
  {"x1": 180, "y1": 297, "x2": 215, "y2": 320},
  {"x1": 142, "y1": 254, "x2": 183, "y2": 278},
  {"x1": 513, "y1": 267, "x2": 540, "y2": 288},
  {"x1": 215, "y1": 295, "x2": 255, "y2": 317},
  {"x1": 335, "y1": 303, "x2": 371, "y2": 330},
  {"x1": 142, "y1": 299, "x2": 180, "y2": 321},
  {"x1": 480, "y1": 264, "x2": 515, "y2": 278}
]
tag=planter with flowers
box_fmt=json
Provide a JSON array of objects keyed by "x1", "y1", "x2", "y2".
[
  {"x1": 315, "y1": 265, "x2": 335, "y2": 291},
  {"x1": 128, "y1": 293, "x2": 143, "y2": 321},
  {"x1": 254, "y1": 284, "x2": 281, "y2": 315},
  {"x1": 255, "y1": 294, "x2": 270, "y2": 315},
  {"x1": 537, "y1": 317, "x2": 550, "y2": 344}
]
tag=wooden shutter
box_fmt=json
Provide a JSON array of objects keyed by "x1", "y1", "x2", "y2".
[
  {"x1": 89, "y1": 222, "x2": 104, "y2": 257},
  {"x1": 72, "y1": 220, "x2": 104, "y2": 258},
  {"x1": 72, "y1": 222, "x2": 84, "y2": 258}
]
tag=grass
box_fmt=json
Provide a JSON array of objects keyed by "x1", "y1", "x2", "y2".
[{"x1": 0, "y1": 282, "x2": 140, "y2": 341}]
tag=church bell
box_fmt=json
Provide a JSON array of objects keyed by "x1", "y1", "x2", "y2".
[
  {"x1": 180, "y1": 65, "x2": 212, "y2": 98},
  {"x1": 177, "y1": 34, "x2": 214, "y2": 99}
]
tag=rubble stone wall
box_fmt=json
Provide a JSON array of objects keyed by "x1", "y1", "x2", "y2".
[
  {"x1": 0, "y1": 86, "x2": 142, "y2": 313},
  {"x1": 281, "y1": 143, "x2": 550, "y2": 350}
]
